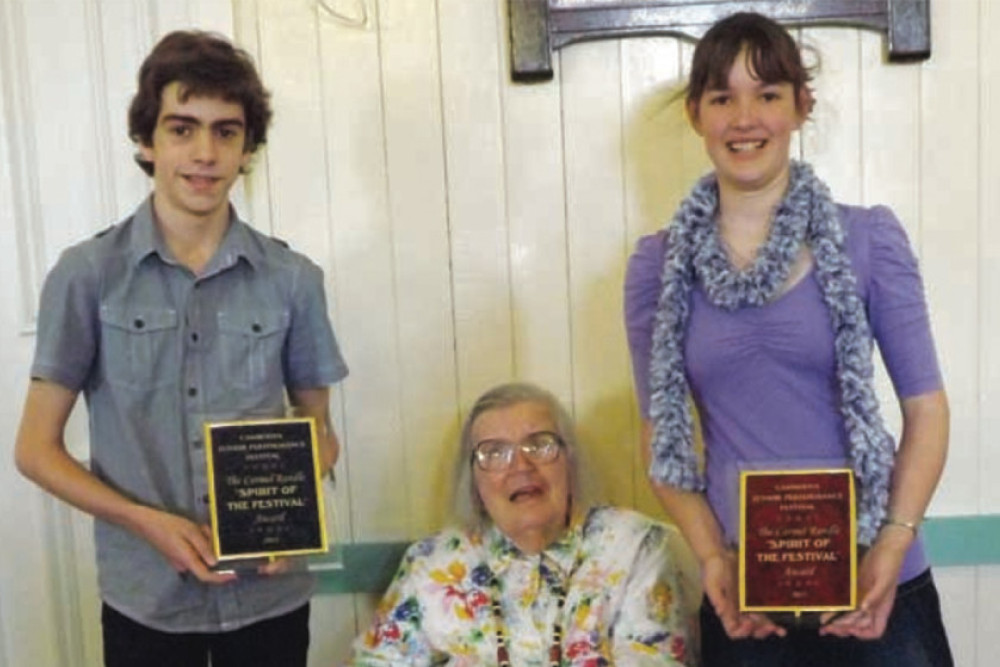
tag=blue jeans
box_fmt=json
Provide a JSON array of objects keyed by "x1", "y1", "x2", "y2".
[
  {"x1": 102, "y1": 602, "x2": 310, "y2": 667},
  {"x1": 700, "y1": 569, "x2": 953, "y2": 667}
]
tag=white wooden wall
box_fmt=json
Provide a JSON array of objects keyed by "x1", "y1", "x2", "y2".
[{"x1": 1, "y1": 0, "x2": 998, "y2": 665}]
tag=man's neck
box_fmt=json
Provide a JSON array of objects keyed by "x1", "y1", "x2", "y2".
[{"x1": 151, "y1": 195, "x2": 231, "y2": 275}]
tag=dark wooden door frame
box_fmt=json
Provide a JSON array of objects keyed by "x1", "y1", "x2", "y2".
[{"x1": 509, "y1": 0, "x2": 930, "y2": 81}]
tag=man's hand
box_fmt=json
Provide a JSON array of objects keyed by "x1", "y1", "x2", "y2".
[
  {"x1": 129, "y1": 506, "x2": 236, "y2": 584},
  {"x1": 257, "y1": 557, "x2": 292, "y2": 576}
]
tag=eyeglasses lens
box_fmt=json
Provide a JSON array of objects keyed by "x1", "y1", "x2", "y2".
[{"x1": 474, "y1": 432, "x2": 562, "y2": 471}]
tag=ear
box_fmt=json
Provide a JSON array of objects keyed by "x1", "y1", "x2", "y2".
[
  {"x1": 686, "y1": 99, "x2": 705, "y2": 136},
  {"x1": 138, "y1": 141, "x2": 155, "y2": 164},
  {"x1": 240, "y1": 150, "x2": 253, "y2": 171}
]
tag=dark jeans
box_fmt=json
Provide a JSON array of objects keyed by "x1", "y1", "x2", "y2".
[
  {"x1": 701, "y1": 569, "x2": 953, "y2": 667},
  {"x1": 102, "y1": 602, "x2": 310, "y2": 667}
]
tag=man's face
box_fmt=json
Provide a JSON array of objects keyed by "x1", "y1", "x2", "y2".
[{"x1": 139, "y1": 82, "x2": 250, "y2": 226}]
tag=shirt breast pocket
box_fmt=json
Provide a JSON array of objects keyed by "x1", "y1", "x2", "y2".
[
  {"x1": 217, "y1": 309, "x2": 290, "y2": 390},
  {"x1": 99, "y1": 306, "x2": 179, "y2": 389}
]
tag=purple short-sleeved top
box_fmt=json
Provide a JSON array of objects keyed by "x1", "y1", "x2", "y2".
[{"x1": 624, "y1": 203, "x2": 942, "y2": 583}]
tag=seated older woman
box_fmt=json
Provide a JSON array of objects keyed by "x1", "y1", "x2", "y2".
[{"x1": 350, "y1": 382, "x2": 692, "y2": 665}]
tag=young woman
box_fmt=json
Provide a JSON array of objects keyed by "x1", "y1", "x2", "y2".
[{"x1": 624, "y1": 12, "x2": 953, "y2": 666}]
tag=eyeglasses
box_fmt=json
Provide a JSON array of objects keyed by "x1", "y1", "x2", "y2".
[{"x1": 472, "y1": 431, "x2": 565, "y2": 472}]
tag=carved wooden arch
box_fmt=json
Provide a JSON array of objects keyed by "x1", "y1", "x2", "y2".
[{"x1": 509, "y1": 0, "x2": 930, "y2": 82}]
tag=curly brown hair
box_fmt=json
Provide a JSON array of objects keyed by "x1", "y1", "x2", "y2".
[{"x1": 128, "y1": 30, "x2": 272, "y2": 175}]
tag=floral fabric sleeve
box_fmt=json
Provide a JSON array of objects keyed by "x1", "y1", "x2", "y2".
[
  {"x1": 350, "y1": 538, "x2": 437, "y2": 666},
  {"x1": 610, "y1": 525, "x2": 691, "y2": 666}
]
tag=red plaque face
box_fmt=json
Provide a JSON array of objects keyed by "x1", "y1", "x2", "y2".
[{"x1": 740, "y1": 470, "x2": 856, "y2": 613}]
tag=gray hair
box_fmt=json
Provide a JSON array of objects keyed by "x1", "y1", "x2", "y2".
[{"x1": 452, "y1": 382, "x2": 593, "y2": 531}]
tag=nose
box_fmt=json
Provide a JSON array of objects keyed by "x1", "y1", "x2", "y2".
[
  {"x1": 732, "y1": 98, "x2": 757, "y2": 128},
  {"x1": 192, "y1": 129, "x2": 218, "y2": 163},
  {"x1": 508, "y1": 446, "x2": 537, "y2": 472}
]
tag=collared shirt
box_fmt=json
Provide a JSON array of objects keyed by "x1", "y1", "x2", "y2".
[
  {"x1": 351, "y1": 506, "x2": 692, "y2": 666},
  {"x1": 31, "y1": 197, "x2": 348, "y2": 632}
]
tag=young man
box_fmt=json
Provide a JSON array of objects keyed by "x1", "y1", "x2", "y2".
[{"x1": 14, "y1": 31, "x2": 348, "y2": 667}]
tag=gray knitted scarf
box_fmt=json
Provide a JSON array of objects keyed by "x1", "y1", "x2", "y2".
[{"x1": 648, "y1": 161, "x2": 893, "y2": 544}]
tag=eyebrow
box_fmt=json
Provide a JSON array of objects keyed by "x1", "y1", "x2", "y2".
[
  {"x1": 706, "y1": 80, "x2": 784, "y2": 92},
  {"x1": 474, "y1": 430, "x2": 558, "y2": 445},
  {"x1": 161, "y1": 114, "x2": 245, "y2": 129}
]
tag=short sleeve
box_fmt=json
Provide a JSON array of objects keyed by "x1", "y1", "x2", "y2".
[
  {"x1": 31, "y1": 246, "x2": 100, "y2": 391},
  {"x1": 625, "y1": 231, "x2": 669, "y2": 418},
  {"x1": 349, "y1": 539, "x2": 435, "y2": 666},
  {"x1": 860, "y1": 206, "x2": 943, "y2": 398},
  {"x1": 611, "y1": 523, "x2": 692, "y2": 665},
  {"x1": 282, "y1": 258, "x2": 348, "y2": 389}
]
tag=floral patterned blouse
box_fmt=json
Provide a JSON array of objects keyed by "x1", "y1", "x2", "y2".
[{"x1": 350, "y1": 506, "x2": 691, "y2": 666}]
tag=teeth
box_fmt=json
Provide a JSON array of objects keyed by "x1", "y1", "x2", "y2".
[{"x1": 729, "y1": 140, "x2": 765, "y2": 152}]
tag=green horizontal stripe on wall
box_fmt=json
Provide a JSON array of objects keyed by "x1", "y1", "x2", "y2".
[
  {"x1": 310, "y1": 514, "x2": 1000, "y2": 595},
  {"x1": 922, "y1": 514, "x2": 1000, "y2": 567}
]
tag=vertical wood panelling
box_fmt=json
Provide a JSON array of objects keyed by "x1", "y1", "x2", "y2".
[
  {"x1": 0, "y1": 484, "x2": 62, "y2": 666},
  {"x1": 378, "y1": 0, "x2": 458, "y2": 536},
  {"x1": 0, "y1": 603, "x2": 7, "y2": 667},
  {"x1": 187, "y1": 0, "x2": 233, "y2": 33},
  {"x1": 561, "y1": 39, "x2": 633, "y2": 507},
  {"x1": 247, "y1": 7, "x2": 360, "y2": 663},
  {"x1": 70, "y1": 505, "x2": 102, "y2": 664},
  {"x1": 801, "y1": 28, "x2": 862, "y2": 204},
  {"x1": 936, "y1": 566, "x2": 976, "y2": 665},
  {"x1": 314, "y1": 0, "x2": 408, "y2": 545},
  {"x1": 232, "y1": 0, "x2": 271, "y2": 231},
  {"x1": 309, "y1": 594, "x2": 363, "y2": 667},
  {"x1": 96, "y1": 0, "x2": 155, "y2": 218},
  {"x1": 982, "y1": 0, "x2": 1000, "y2": 515},
  {"x1": 619, "y1": 37, "x2": 689, "y2": 519},
  {"x1": 254, "y1": 3, "x2": 333, "y2": 302},
  {"x1": 0, "y1": 2, "x2": 60, "y2": 660},
  {"x1": 81, "y1": 0, "x2": 117, "y2": 228},
  {"x1": 500, "y1": 10, "x2": 573, "y2": 403},
  {"x1": 20, "y1": 0, "x2": 105, "y2": 261},
  {"x1": 976, "y1": 566, "x2": 1000, "y2": 664},
  {"x1": 438, "y1": 0, "x2": 515, "y2": 413},
  {"x1": 1, "y1": 2, "x2": 106, "y2": 663},
  {"x1": 621, "y1": 38, "x2": 691, "y2": 248},
  {"x1": 0, "y1": 41, "x2": 14, "y2": 664},
  {"x1": 920, "y1": 0, "x2": 980, "y2": 516},
  {"x1": 149, "y1": 0, "x2": 191, "y2": 34},
  {"x1": 858, "y1": 32, "x2": 921, "y2": 231},
  {"x1": 2, "y1": 0, "x2": 49, "y2": 329}
]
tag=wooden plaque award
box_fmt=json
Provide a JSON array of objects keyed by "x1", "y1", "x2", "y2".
[
  {"x1": 739, "y1": 469, "x2": 857, "y2": 621},
  {"x1": 205, "y1": 418, "x2": 328, "y2": 561}
]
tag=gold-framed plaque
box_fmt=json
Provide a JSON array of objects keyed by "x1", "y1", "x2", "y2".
[
  {"x1": 205, "y1": 418, "x2": 328, "y2": 561},
  {"x1": 739, "y1": 469, "x2": 856, "y2": 618}
]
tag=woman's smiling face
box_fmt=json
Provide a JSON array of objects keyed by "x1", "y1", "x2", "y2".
[
  {"x1": 688, "y1": 47, "x2": 805, "y2": 196},
  {"x1": 471, "y1": 401, "x2": 569, "y2": 553}
]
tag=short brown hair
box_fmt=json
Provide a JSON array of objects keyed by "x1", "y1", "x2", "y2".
[
  {"x1": 686, "y1": 12, "x2": 814, "y2": 118},
  {"x1": 128, "y1": 30, "x2": 272, "y2": 175}
]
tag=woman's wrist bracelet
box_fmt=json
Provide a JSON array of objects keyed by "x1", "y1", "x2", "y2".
[{"x1": 881, "y1": 517, "x2": 920, "y2": 536}]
